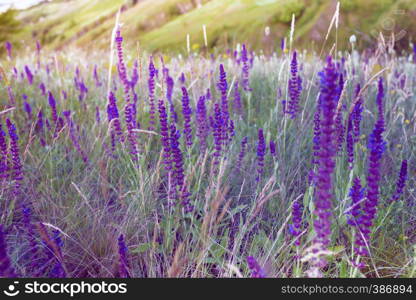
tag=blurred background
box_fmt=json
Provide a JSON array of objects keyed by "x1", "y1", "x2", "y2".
[{"x1": 0, "y1": 0, "x2": 415, "y2": 54}]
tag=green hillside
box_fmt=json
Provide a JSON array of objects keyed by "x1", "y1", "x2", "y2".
[{"x1": 4, "y1": 0, "x2": 416, "y2": 53}]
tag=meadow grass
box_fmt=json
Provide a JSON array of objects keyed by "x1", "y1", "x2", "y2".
[{"x1": 0, "y1": 34, "x2": 415, "y2": 278}]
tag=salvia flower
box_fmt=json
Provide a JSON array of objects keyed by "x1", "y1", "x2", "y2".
[
  {"x1": 5, "y1": 41, "x2": 12, "y2": 59},
  {"x1": 358, "y1": 114, "x2": 385, "y2": 256},
  {"x1": 246, "y1": 256, "x2": 266, "y2": 278},
  {"x1": 23, "y1": 100, "x2": 32, "y2": 120},
  {"x1": 233, "y1": 80, "x2": 243, "y2": 116},
  {"x1": 115, "y1": 29, "x2": 138, "y2": 159},
  {"x1": 6, "y1": 119, "x2": 23, "y2": 197},
  {"x1": 170, "y1": 123, "x2": 185, "y2": 188},
  {"x1": 312, "y1": 56, "x2": 339, "y2": 268},
  {"x1": 241, "y1": 44, "x2": 252, "y2": 91},
  {"x1": 48, "y1": 91, "x2": 58, "y2": 124},
  {"x1": 346, "y1": 114, "x2": 354, "y2": 167},
  {"x1": 181, "y1": 87, "x2": 193, "y2": 148},
  {"x1": 212, "y1": 103, "x2": 223, "y2": 166},
  {"x1": 158, "y1": 99, "x2": 172, "y2": 174},
  {"x1": 147, "y1": 57, "x2": 156, "y2": 130},
  {"x1": 346, "y1": 177, "x2": 365, "y2": 227},
  {"x1": 352, "y1": 84, "x2": 363, "y2": 142},
  {"x1": 289, "y1": 199, "x2": 303, "y2": 245},
  {"x1": 196, "y1": 95, "x2": 208, "y2": 152},
  {"x1": 391, "y1": 159, "x2": 408, "y2": 202},
  {"x1": 24, "y1": 65, "x2": 34, "y2": 85},
  {"x1": 0, "y1": 123, "x2": 8, "y2": 180},
  {"x1": 39, "y1": 82, "x2": 46, "y2": 96},
  {"x1": 256, "y1": 128, "x2": 266, "y2": 181},
  {"x1": 217, "y1": 64, "x2": 229, "y2": 142},
  {"x1": 107, "y1": 91, "x2": 124, "y2": 142},
  {"x1": 117, "y1": 234, "x2": 130, "y2": 278},
  {"x1": 269, "y1": 140, "x2": 276, "y2": 157},
  {"x1": 287, "y1": 51, "x2": 302, "y2": 118}
]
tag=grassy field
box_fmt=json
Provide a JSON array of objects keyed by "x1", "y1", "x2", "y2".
[{"x1": 0, "y1": 0, "x2": 415, "y2": 279}]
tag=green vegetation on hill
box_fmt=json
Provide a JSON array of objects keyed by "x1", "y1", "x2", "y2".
[{"x1": 4, "y1": 0, "x2": 416, "y2": 53}]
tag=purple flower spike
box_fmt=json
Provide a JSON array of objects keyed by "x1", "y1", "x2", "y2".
[
  {"x1": 170, "y1": 123, "x2": 185, "y2": 188},
  {"x1": 196, "y1": 95, "x2": 208, "y2": 152},
  {"x1": 269, "y1": 140, "x2": 276, "y2": 157},
  {"x1": 312, "y1": 57, "x2": 339, "y2": 267},
  {"x1": 158, "y1": 99, "x2": 172, "y2": 174},
  {"x1": 236, "y1": 137, "x2": 248, "y2": 172},
  {"x1": 148, "y1": 57, "x2": 156, "y2": 130},
  {"x1": 212, "y1": 103, "x2": 223, "y2": 166},
  {"x1": 352, "y1": 84, "x2": 363, "y2": 142},
  {"x1": 0, "y1": 123, "x2": 8, "y2": 180},
  {"x1": 181, "y1": 87, "x2": 193, "y2": 148},
  {"x1": 287, "y1": 51, "x2": 302, "y2": 118},
  {"x1": 246, "y1": 256, "x2": 266, "y2": 278},
  {"x1": 241, "y1": 44, "x2": 252, "y2": 92},
  {"x1": 217, "y1": 64, "x2": 229, "y2": 142},
  {"x1": 24, "y1": 65, "x2": 34, "y2": 85},
  {"x1": 357, "y1": 93, "x2": 386, "y2": 256},
  {"x1": 290, "y1": 198, "x2": 304, "y2": 245},
  {"x1": 347, "y1": 177, "x2": 364, "y2": 227},
  {"x1": 117, "y1": 234, "x2": 130, "y2": 278},
  {"x1": 48, "y1": 91, "x2": 58, "y2": 124},
  {"x1": 6, "y1": 119, "x2": 24, "y2": 198},
  {"x1": 115, "y1": 28, "x2": 138, "y2": 160},
  {"x1": 256, "y1": 128, "x2": 266, "y2": 182},
  {"x1": 233, "y1": 80, "x2": 243, "y2": 115},
  {"x1": 0, "y1": 225, "x2": 16, "y2": 277},
  {"x1": 346, "y1": 114, "x2": 354, "y2": 167},
  {"x1": 391, "y1": 160, "x2": 408, "y2": 202},
  {"x1": 5, "y1": 41, "x2": 12, "y2": 59}
]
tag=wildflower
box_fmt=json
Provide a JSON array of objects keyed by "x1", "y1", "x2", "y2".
[
  {"x1": 246, "y1": 256, "x2": 266, "y2": 278},
  {"x1": 346, "y1": 114, "x2": 354, "y2": 167},
  {"x1": 181, "y1": 87, "x2": 193, "y2": 148},
  {"x1": 241, "y1": 44, "x2": 251, "y2": 91},
  {"x1": 346, "y1": 177, "x2": 364, "y2": 228},
  {"x1": 217, "y1": 64, "x2": 229, "y2": 142},
  {"x1": 352, "y1": 84, "x2": 363, "y2": 142},
  {"x1": 170, "y1": 123, "x2": 185, "y2": 188},
  {"x1": 196, "y1": 95, "x2": 208, "y2": 152},
  {"x1": 312, "y1": 56, "x2": 339, "y2": 268},
  {"x1": 118, "y1": 234, "x2": 130, "y2": 278},
  {"x1": 0, "y1": 123, "x2": 8, "y2": 180},
  {"x1": 63, "y1": 111, "x2": 88, "y2": 163},
  {"x1": 212, "y1": 103, "x2": 223, "y2": 166},
  {"x1": 39, "y1": 82, "x2": 46, "y2": 96},
  {"x1": 287, "y1": 51, "x2": 302, "y2": 118},
  {"x1": 391, "y1": 160, "x2": 408, "y2": 202},
  {"x1": 24, "y1": 65, "x2": 33, "y2": 85},
  {"x1": 115, "y1": 29, "x2": 138, "y2": 159},
  {"x1": 158, "y1": 99, "x2": 172, "y2": 174},
  {"x1": 148, "y1": 57, "x2": 156, "y2": 130},
  {"x1": 233, "y1": 80, "x2": 243, "y2": 115},
  {"x1": 5, "y1": 41, "x2": 12, "y2": 59},
  {"x1": 357, "y1": 84, "x2": 386, "y2": 256},
  {"x1": 256, "y1": 128, "x2": 266, "y2": 181},
  {"x1": 48, "y1": 91, "x2": 58, "y2": 124},
  {"x1": 289, "y1": 199, "x2": 303, "y2": 245},
  {"x1": 269, "y1": 140, "x2": 276, "y2": 157},
  {"x1": 6, "y1": 119, "x2": 23, "y2": 197}
]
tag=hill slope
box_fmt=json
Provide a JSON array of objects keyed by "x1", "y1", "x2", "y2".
[{"x1": 7, "y1": 0, "x2": 416, "y2": 53}]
